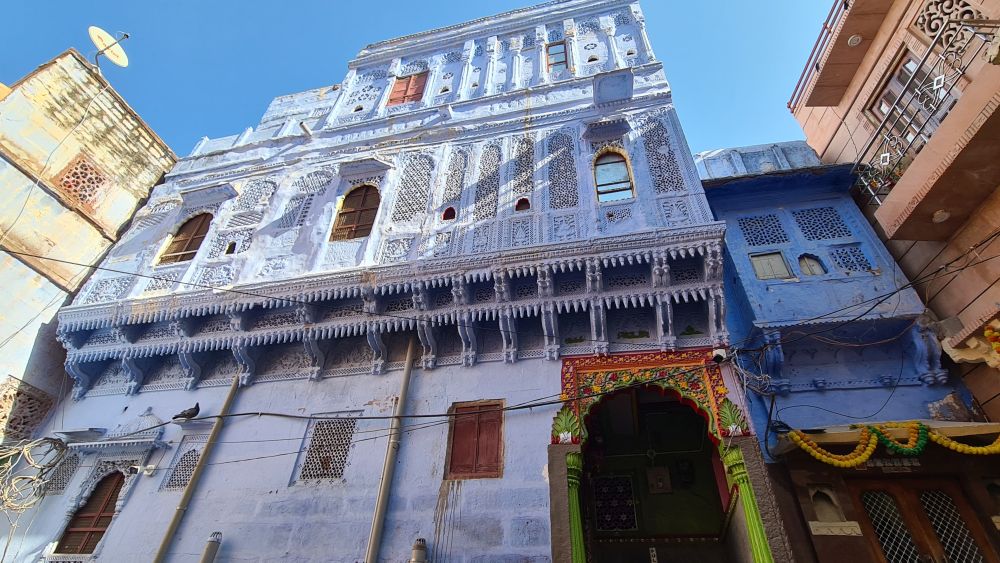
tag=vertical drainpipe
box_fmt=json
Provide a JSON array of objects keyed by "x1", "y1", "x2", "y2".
[
  {"x1": 365, "y1": 333, "x2": 418, "y2": 563},
  {"x1": 153, "y1": 376, "x2": 241, "y2": 563}
]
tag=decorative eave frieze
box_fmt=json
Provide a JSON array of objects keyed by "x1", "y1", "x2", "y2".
[{"x1": 59, "y1": 223, "x2": 725, "y2": 335}]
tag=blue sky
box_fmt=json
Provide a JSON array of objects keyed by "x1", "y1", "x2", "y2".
[{"x1": 2, "y1": 1, "x2": 829, "y2": 156}]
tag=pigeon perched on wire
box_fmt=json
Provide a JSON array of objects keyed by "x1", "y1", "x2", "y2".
[{"x1": 172, "y1": 403, "x2": 200, "y2": 420}]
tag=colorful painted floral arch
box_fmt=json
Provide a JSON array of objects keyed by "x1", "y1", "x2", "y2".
[{"x1": 550, "y1": 350, "x2": 747, "y2": 445}]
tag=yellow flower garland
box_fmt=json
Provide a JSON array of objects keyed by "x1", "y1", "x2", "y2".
[
  {"x1": 788, "y1": 427, "x2": 877, "y2": 468},
  {"x1": 927, "y1": 429, "x2": 1000, "y2": 455},
  {"x1": 788, "y1": 421, "x2": 1000, "y2": 466}
]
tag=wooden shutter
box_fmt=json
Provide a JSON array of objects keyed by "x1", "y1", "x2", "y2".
[
  {"x1": 160, "y1": 213, "x2": 213, "y2": 264},
  {"x1": 56, "y1": 472, "x2": 124, "y2": 554},
  {"x1": 405, "y1": 72, "x2": 428, "y2": 102},
  {"x1": 446, "y1": 401, "x2": 503, "y2": 479},
  {"x1": 475, "y1": 408, "x2": 502, "y2": 474},
  {"x1": 388, "y1": 76, "x2": 410, "y2": 106}
]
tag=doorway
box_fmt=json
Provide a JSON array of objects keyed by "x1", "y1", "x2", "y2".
[
  {"x1": 580, "y1": 386, "x2": 732, "y2": 562},
  {"x1": 847, "y1": 478, "x2": 999, "y2": 563}
]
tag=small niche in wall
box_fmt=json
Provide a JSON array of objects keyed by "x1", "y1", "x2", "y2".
[
  {"x1": 587, "y1": 55, "x2": 599, "y2": 63},
  {"x1": 626, "y1": 49, "x2": 636, "y2": 56},
  {"x1": 353, "y1": 105, "x2": 364, "y2": 113},
  {"x1": 514, "y1": 198, "x2": 531, "y2": 212},
  {"x1": 442, "y1": 207, "x2": 456, "y2": 221},
  {"x1": 439, "y1": 86, "x2": 451, "y2": 94},
  {"x1": 225, "y1": 242, "x2": 237, "y2": 255},
  {"x1": 806, "y1": 484, "x2": 862, "y2": 536}
]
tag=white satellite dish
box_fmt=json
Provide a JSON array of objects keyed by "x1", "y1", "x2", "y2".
[{"x1": 88, "y1": 25, "x2": 129, "y2": 69}]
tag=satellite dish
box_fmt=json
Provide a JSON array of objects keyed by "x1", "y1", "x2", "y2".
[{"x1": 88, "y1": 26, "x2": 129, "y2": 68}]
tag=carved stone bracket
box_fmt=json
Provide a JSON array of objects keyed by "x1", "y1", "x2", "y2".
[
  {"x1": 652, "y1": 253, "x2": 670, "y2": 288},
  {"x1": 494, "y1": 270, "x2": 510, "y2": 303},
  {"x1": 121, "y1": 356, "x2": 145, "y2": 396},
  {"x1": 585, "y1": 258, "x2": 602, "y2": 292},
  {"x1": 178, "y1": 351, "x2": 202, "y2": 390},
  {"x1": 762, "y1": 329, "x2": 784, "y2": 381},
  {"x1": 302, "y1": 336, "x2": 326, "y2": 380},
  {"x1": 499, "y1": 310, "x2": 518, "y2": 363},
  {"x1": 451, "y1": 275, "x2": 470, "y2": 306},
  {"x1": 170, "y1": 317, "x2": 196, "y2": 338},
  {"x1": 457, "y1": 312, "x2": 478, "y2": 366},
  {"x1": 417, "y1": 319, "x2": 437, "y2": 369},
  {"x1": 589, "y1": 300, "x2": 608, "y2": 355},
  {"x1": 412, "y1": 283, "x2": 429, "y2": 311},
  {"x1": 541, "y1": 303, "x2": 560, "y2": 360},
  {"x1": 296, "y1": 303, "x2": 319, "y2": 324},
  {"x1": 232, "y1": 345, "x2": 257, "y2": 386},
  {"x1": 66, "y1": 360, "x2": 102, "y2": 400},
  {"x1": 537, "y1": 266, "x2": 554, "y2": 298},
  {"x1": 367, "y1": 327, "x2": 386, "y2": 375},
  {"x1": 655, "y1": 294, "x2": 676, "y2": 351}
]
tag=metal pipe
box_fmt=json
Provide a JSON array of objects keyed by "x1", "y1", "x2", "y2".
[
  {"x1": 198, "y1": 531, "x2": 222, "y2": 563},
  {"x1": 154, "y1": 376, "x2": 241, "y2": 563},
  {"x1": 365, "y1": 333, "x2": 418, "y2": 563}
]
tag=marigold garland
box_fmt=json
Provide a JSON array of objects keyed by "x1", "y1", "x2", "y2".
[{"x1": 788, "y1": 421, "x2": 1000, "y2": 466}]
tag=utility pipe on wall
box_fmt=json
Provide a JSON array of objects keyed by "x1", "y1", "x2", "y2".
[
  {"x1": 365, "y1": 334, "x2": 418, "y2": 563},
  {"x1": 198, "y1": 531, "x2": 222, "y2": 563},
  {"x1": 154, "y1": 376, "x2": 241, "y2": 563}
]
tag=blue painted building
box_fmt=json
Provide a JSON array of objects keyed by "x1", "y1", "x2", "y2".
[{"x1": 700, "y1": 142, "x2": 1000, "y2": 562}]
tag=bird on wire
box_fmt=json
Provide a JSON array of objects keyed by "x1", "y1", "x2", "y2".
[{"x1": 173, "y1": 403, "x2": 200, "y2": 420}]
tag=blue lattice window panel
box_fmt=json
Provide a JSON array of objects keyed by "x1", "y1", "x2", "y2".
[
  {"x1": 830, "y1": 245, "x2": 872, "y2": 273},
  {"x1": 737, "y1": 214, "x2": 789, "y2": 246},
  {"x1": 792, "y1": 207, "x2": 852, "y2": 240}
]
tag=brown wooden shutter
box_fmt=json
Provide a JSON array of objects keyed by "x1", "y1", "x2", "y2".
[
  {"x1": 449, "y1": 408, "x2": 478, "y2": 475},
  {"x1": 475, "y1": 408, "x2": 502, "y2": 474},
  {"x1": 446, "y1": 401, "x2": 503, "y2": 479},
  {"x1": 388, "y1": 76, "x2": 409, "y2": 106},
  {"x1": 56, "y1": 472, "x2": 124, "y2": 554},
  {"x1": 406, "y1": 72, "x2": 428, "y2": 102}
]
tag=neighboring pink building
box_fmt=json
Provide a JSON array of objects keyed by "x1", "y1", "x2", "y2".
[{"x1": 789, "y1": 0, "x2": 1000, "y2": 419}]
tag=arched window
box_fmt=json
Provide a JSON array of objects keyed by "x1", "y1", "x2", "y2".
[
  {"x1": 514, "y1": 198, "x2": 531, "y2": 212},
  {"x1": 442, "y1": 207, "x2": 456, "y2": 221},
  {"x1": 594, "y1": 152, "x2": 634, "y2": 203},
  {"x1": 331, "y1": 185, "x2": 380, "y2": 241},
  {"x1": 159, "y1": 213, "x2": 212, "y2": 264},
  {"x1": 56, "y1": 472, "x2": 124, "y2": 554},
  {"x1": 799, "y1": 254, "x2": 826, "y2": 276}
]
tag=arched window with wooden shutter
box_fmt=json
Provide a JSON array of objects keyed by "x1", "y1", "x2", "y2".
[
  {"x1": 55, "y1": 472, "x2": 124, "y2": 554},
  {"x1": 330, "y1": 185, "x2": 381, "y2": 241},
  {"x1": 158, "y1": 213, "x2": 213, "y2": 264}
]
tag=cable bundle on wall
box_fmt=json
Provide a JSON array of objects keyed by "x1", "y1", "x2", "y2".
[{"x1": 0, "y1": 437, "x2": 67, "y2": 513}]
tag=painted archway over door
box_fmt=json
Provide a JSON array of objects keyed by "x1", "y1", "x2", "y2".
[{"x1": 550, "y1": 350, "x2": 747, "y2": 446}]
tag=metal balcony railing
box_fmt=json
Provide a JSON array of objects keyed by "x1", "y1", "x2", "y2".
[
  {"x1": 787, "y1": 0, "x2": 847, "y2": 112},
  {"x1": 855, "y1": 19, "x2": 999, "y2": 206}
]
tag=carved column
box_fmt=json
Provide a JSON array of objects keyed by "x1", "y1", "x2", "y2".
[
  {"x1": 232, "y1": 344, "x2": 257, "y2": 387},
  {"x1": 566, "y1": 452, "x2": 586, "y2": 563},
  {"x1": 482, "y1": 36, "x2": 499, "y2": 97},
  {"x1": 722, "y1": 447, "x2": 775, "y2": 563},
  {"x1": 458, "y1": 39, "x2": 477, "y2": 101},
  {"x1": 533, "y1": 26, "x2": 548, "y2": 87},
  {"x1": 655, "y1": 294, "x2": 676, "y2": 351},
  {"x1": 563, "y1": 19, "x2": 579, "y2": 77},
  {"x1": 417, "y1": 319, "x2": 437, "y2": 369},
  {"x1": 302, "y1": 336, "x2": 325, "y2": 380},
  {"x1": 457, "y1": 312, "x2": 478, "y2": 366},
  {"x1": 631, "y1": 8, "x2": 656, "y2": 63},
  {"x1": 542, "y1": 302, "x2": 560, "y2": 360},
  {"x1": 499, "y1": 310, "x2": 518, "y2": 363},
  {"x1": 367, "y1": 328, "x2": 387, "y2": 375},
  {"x1": 178, "y1": 350, "x2": 203, "y2": 390},
  {"x1": 121, "y1": 356, "x2": 145, "y2": 396},
  {"x1": 600, "y1": 17, "x2": 623, "y2": 70},
  {"x1": 510, "y1": 36, "x2": 524, "y2": 91}
]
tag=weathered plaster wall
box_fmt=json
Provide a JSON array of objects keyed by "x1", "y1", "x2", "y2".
[{"x1": 13, "y1": 358, "x2": 559, "y2": 562}]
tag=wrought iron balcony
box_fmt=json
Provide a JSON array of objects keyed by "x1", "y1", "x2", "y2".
[{"x1": 855, "y1": 18, "x2": 1000, "y2": 206}]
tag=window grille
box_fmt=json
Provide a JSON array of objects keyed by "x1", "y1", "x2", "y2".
[
  {"x1": 547, "y1": 133, "x2": 579, "y2": 209},
  {"x1": 830, "y1": 245, "x2": 872, "y2": 273},
  {"x1": 593, "y1": 475, "x2": 639, "y2": 531},
  {"x1": 391, "y1": 154, "x2": 434, "y2": 223},
  {"x1": 45, "y1": 453, "x2": 80, "y2": 495},
  {"x1": 870, "y1": 52, "x2": 957, "y2": 156},
  {"x1": 860, "y1": 490, "x2": 923, "y2": 563},
  {"x1": 640, "y1": 115, "x2": 685, "y2": 193},
  {"x1": 792, "y1": 207, "x2": 852, "y2": 240},
  {"x1": 159, "y1": 214, "x2": 213, "y2": 264},
  {"x1": 442, "y1": 149, "x2": 468, "y2": 203},
  {"x1": 331, "y1": 186, "x2": 380, "y2": 241},
  {"x1": 918, "y1": 490, "x2": 985, "y2": 562},
  {"x1": 737, "y1": 214, "x2": 789, "y2": 246},
  {"x1": 160, "y1": 435, "x2": 208, "y2": 491},
  {"x1": 512, "y1": 136, "x2": 535, "y2": 196},
  {"x1": 57, "y1": 155, "x2": 108, "y2": 206},
  {"x1": 296, "y1": 418, "x2": 357, "y2": 481},
  {"x1": 473, "y1": 144, "x2": 501, "y2": 221},
  {"x1": 234, "y1": 179, "x2": 277, "y2": 211},
  {"x1": 750, "y1": 252, "x2": 792, "y2": 280}
]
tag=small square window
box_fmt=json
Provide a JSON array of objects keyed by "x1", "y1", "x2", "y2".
[{"x1": 750, "y1": 252, "x2": 792, "y2": 280}]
